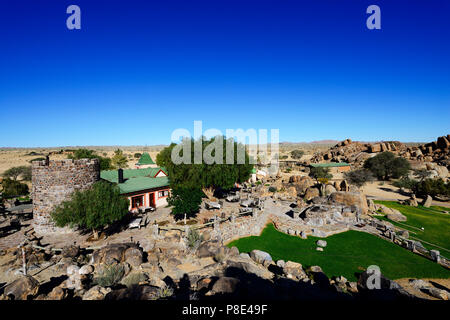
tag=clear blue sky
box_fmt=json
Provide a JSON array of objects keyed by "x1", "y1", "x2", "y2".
[{"x1": 0, "y1": 0, "x2": 449, "y2": 147}]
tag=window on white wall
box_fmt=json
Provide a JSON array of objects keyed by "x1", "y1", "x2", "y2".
[{"x1": 158, "y1": 190, "x2": 169, "y2": 198}]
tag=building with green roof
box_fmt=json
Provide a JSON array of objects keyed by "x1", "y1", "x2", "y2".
[
  {"x1": 136, "y1": 152, "x2": 157, "y2": 169},
  {"x1": 309, "y1": 162, "x2": 351, "y2": 172},
  {"x1": 101, "y1": 166, "x2": 170, "y2": 212}
]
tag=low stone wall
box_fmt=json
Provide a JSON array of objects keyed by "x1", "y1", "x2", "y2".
[{"x1": 219, "y1": 211, "x2": 271, "y2": 244}]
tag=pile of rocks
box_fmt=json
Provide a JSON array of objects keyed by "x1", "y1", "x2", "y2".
[
  {"x1": 402, "y1": 135, "x2": 450, "y2": 165},
  {"x1": 375, "y1": 204, "x2": 407, "y2": 222},
  {"x1": 310, "y1": 139, "x2": 406, "y2": 166},
  {"x1": 1, "y1": 235, "x2": 445, "y2": 301}
]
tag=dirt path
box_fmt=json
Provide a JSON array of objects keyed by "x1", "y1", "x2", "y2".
[{"x1": 361, "y1": 181, "x2": 450, "y2": 208}]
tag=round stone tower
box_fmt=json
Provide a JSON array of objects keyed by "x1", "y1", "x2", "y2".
[{"x1": 32, "y1": 158, "x2": 100, "y2": 234}]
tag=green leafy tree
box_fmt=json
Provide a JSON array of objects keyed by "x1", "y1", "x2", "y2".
[
  {"x1": 290, "y1": 149, "x2": 305, "y2": 159},
  {"x1": 134, "y1": 153, "x2": 142, "y2": 159},
  {"x1": 21, "y1": 166, "x2": 32, "y2": 181},
  {"x1": 111, "y1": 149, "x2": 128, "y2": 169},
  {"x1": 309, "y1": 167, "x2": 333, "y2": 183},
  {"x1": 158, "y1": 136, "x2": 253, "y2": 216},
  {"x1": 363, "y1": 152, "x2": 410, "y2": 180},
  {"x1": 167, "y1": 187, "x2": 204, "y2": 218},
  {"x1": 413, "y1": 178, "x2": 450, "y2": 199},
  {"x1": 1, "y1": 178, "x2": 29, "y2": 198},
  {"x1": 51, "y1": 181, "x2": 129, "y2": 239},
  {"x1": 344, "y1": 169, "x2": 374, "y2": 188},
  {"x1": 157, "y1": 136, "x2": 253, "y2": 191},
  {"x1": 68, "y1": 148, "x2": 113, "y2": 171},
  {"x1": 2, "y1": 166, "x2": 31, "y2": 181},
  {"x1": 309, "y1": 167, "x2": 333, "y2": 196},
  {"x1": 393, "y1": 176, "x2": 418, "y2": 192}
]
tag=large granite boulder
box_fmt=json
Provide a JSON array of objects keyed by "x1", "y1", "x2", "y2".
[
  {"x1": 211, "y1": 277, "x2": 240, "y2": 294},
  {"x1": 249, "y1": 250, "x2": 272, "y2": 264},
  {"x1": 386, "y1": 211, "x2": 407, "y2": 222},
  {"x1": 90, "y1": 243, "x2": 143, "y2": 266},
  {"x1": 328, "y1": 191, "x2": 368, "y2": 215},
  {"x1": 197, "y1": 241, "x2": 220, "y2": 258},
  {"x1": 283, "y1": 261, "x2": 306, "y2": 280},
  {"x1": 82, "y1": 285, "x2": 112, "y2": 300},
  {"x1": 3, "y1": 276, "x2": 40, "y2": 300},
  {"x1": 422, "y1": 195, "x2": 432, "y2": 208},
  {"x1": 291, "y1": 176, "x2": 315, "y2": 195},
  {"x1": 304, "y1": 187, "x2": 320, "y2": 200}
]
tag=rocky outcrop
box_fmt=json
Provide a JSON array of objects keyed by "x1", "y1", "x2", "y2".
[
  {"x1": 249, "y1": 250, "x2": 272, "y2": 265},
  {"x1": 310, "y1": 139, "x2": 406, "y2": 166},
  {"x1": 90, "y1": 243, "x2": 143, "y2": 266},
  {"x1": 422, "y1": 195, "x2": 432, "y2": 208},
  {"x1": 3, "y1": 275, "x2": 40, "y2": 300},
  {"x1": 328, "y1": 191, "x2": 368, "y2": 215},
  {"x1": 289, "y1": 176, "x2": 315, "y2": 196},
  {"x1": 402, "y1": 135, "x2": 450, "y2": 167},
  {"x1": 376, "y1": 204, "x2": 407, "y2": 222},
  {"x1": 304, "y1": 187, "x2": 320, "y2": 200},
  {"x1": 400, "y1": 195, "x2": 418, "y2": 207}
]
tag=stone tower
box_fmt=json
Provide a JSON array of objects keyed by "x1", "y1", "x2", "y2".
[{"x1": 32, "y1": 158, "x2": 100, "y2": 234}]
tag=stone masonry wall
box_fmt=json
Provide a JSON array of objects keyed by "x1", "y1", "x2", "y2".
[{"x1": 32, "y1": 158, "x2": 100, "y2": 234}]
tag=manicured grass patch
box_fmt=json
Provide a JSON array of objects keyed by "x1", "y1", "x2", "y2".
[
  {"x1": 431, "y1": 205, "x2": 450, "y2": 213},
  {"x1": 228, "y1": 224, "x2": 450, "y2": 281},
  {"x1": 374, "y1": 201, "x2": 450, "y2": 255}
]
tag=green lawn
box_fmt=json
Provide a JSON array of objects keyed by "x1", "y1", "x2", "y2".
[
  {"x1": 374, "y1": 201, "x2": 450, "y2": 256},
  {"x1": 228, "y1": 224, "x2": 450, "y2": 281}
]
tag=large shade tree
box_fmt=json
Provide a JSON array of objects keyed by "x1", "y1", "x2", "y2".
[
  {"x1": 2, "y1": 166, "x2": 31, "y2": 181},
  {"x1": 157, "y1": 136, "x2": 254, "y2": 215},
  {"x1": 157, "y1": 136, "x2": 254, "y2": 191},
  {"x1": 363, "y1": 152, "x2": 410, "y2": 180}
]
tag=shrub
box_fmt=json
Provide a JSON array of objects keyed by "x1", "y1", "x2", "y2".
[
  {"x1": 155, "y1": 285, "x2": 174, "y2": 299},
  {"x1": 167, "y1": 187, "x2": 204, "y2": 217},
  {"x1": 134, "y1": 153, "x2": 142, "y2": 159},
  {"x1": 121, "y1": 272, "x2": 148, "y2": 288},
  {"x1": 268, "y1": 186, "x2": 277, "y2": 193},
  {"x1": 344, "y1": 169, "x2": 374, "y2": 188},
  {"x1": 94, "y1": 264, "x2": 125, "y2": 287},
  {"x1": 51, "y1": 181, "x2": 129, "y2": 238},
  {"x1": 1, "y1": 178, "x2": 29, "y2": 198},
  {"x1": 186, "y1": 227, "x2": 202, "y2": 249},
  {"x1": 393, "y1": 176, "x2": 418, "y2": 191},
  {"x1": 309, "y1": 167, "x2": 333, "y2": 183},
  {"x1": 291, "y1": 150, "x2": 305, "y2": 159},
  {"x1": 413, "y1": 178, "x2": 450, "y2": 198}
]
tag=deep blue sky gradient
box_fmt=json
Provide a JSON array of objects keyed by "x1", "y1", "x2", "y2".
[{"x1": 0, "y1": 0, "x2": 449, "y2": 147}]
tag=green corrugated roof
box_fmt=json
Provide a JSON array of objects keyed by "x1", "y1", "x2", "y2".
[
  {"x1": 101, "y1": 167, "x2": 169, "y2": 194},
  {"x1": 137, "y1": 152, "x2": 155, "y2": 165},
  {"x1": 310, "y1": 162, "x2": 350, "y2": 168}
]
